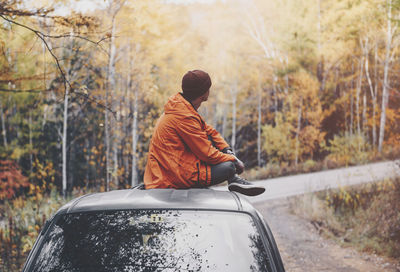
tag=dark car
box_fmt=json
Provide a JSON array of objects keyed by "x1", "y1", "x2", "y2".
[{"x1": 23, "y1": 185, "x2": 285, "y2": 272}]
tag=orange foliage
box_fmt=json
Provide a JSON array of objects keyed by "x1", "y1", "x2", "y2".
[
  {"x1": 385, "y1": 108, "x2": 400, "y2": 147},
  {"x1": 0, "y1": 160, "x2": 29, "y2": 200}
]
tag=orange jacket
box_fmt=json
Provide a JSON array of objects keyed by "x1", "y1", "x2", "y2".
[{"x1": 144, "y1": 93, "x2": 236, "y2": 189}]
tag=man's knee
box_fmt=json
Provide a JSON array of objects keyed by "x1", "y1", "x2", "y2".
[
  {"x1": 224, "y1": 161, "x2": 236, "y2": 180},
  {"x1": 229, "y1": 161, "x2": 236, "y2": 177},
  {"x1": 210, "y1": 161, "x2": 236, "y2": 185}
]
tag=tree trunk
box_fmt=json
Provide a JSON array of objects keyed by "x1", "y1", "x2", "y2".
[
  {"x1": 350, "y1": 63, "x2": 354, "y2": 135},
  {"x1": 105, "y1": 14, "x2": 117, "y2": 191},
  {"x1": 373, "y1": 42, "x2": 378, "y2": 147},
  {"x1": 85, "y1": 138, "x2": 90, "y2": 188},
  {"x1": 122, "y1": 49, "x2": 132, "y2": 182},
  {"x1": 284, "y1": 57, "x2": 290, "y2": 114},
  {"x1": 344, "y1": 79, "x2": 349, "y2": 133},
  {"x1": 62, "y1": 84, "x2": 69, "y2": 197},
  {"x1": 272, "y1": 77, "x2": 278, "y2": 116},
  {"x1": 39, "y1": 18, "x2": 52, "y2": 129},
  {"x1": 125, "y1": 41, "x2": 139, "y2": 187},
  {"x1": 365, "y1": 57, "x2": 374, "y2": 141},
  {"x1": 131, "y1": 88, "x2": 138, "y2": 187},
  {"x1": 212, "y1": 102, "x2": 218, "y2": 129},
  {"x1": 68, "y1": 140, "x2": 75, "y2": 191},
  {"x1": 93, "y1": 133, "x2": 99, "y2": 190},
  {"x1": 356, "y1": 50, "x2": 364, "y2": 138},
  {"x1": 316, "y1": 0, "x2": 323, "y2": 91},
  {"x1": 317, "y1": 0, "x2": 321, "y2": 52},
  {"x1": 231, "y1": 83, "x2": 237, "y2": 153},
  {"x1": 121, "y1": 86, "x2": 127, "y2": 183},
  {"x1": 112, "y1": 109, "x2": 120, "y2": 187},
  {"x1": 29, "y1": 111, "x2": 33, "y2": 174},
  {"x1": 257, "y1": 84, "x2": 262, "y2": 167},
  {"x1": 105, "y1": 103, "x2": 111, "y2": 191},
  {"x1": 222, "y1": 105, "x2": 227, "y2": 138},
  {"x1": 378, "y1": 0, "x2": 393, "y2": 153},
  {"x1": 61, "y1": 31, "x2": 73, "y2": 197},
  {"x1": 362, "y1": 93, "x2": 367, "y2": 134},
  {"x1": 122, "y1": 101, "x2": 129, "y2": 180},
  {"x1": 0, "y1": 101, "x2": 7, "y2": 149},
  {"x1": 295, "y1": 98, "x2": 303, "y2": 165}
]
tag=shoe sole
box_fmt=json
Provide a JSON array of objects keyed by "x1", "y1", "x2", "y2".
[{"x1": 228, "y1": 184, "x2": 265, "y2": 196}]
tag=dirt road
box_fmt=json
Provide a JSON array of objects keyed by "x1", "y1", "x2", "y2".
[
  {"x1": 254, "y1": 198, "x2": 400, "y2": 272},
  {"x1": 247, "y1": 160, "x2": 400, "y2": 202}
]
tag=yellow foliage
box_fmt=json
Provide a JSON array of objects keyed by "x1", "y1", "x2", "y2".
[
  {"x1": 263, "y1": 113, "x2": 296, "y2": 163},
  {"x1": 325, "y1": 133, "x2": 371, "y2": 166}
]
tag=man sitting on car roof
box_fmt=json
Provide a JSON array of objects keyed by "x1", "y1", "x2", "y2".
[{"x1": 144, "y1": 69, "x2": 265, "y2": 196}]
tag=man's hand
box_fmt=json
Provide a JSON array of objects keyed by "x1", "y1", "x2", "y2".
[
  {"x1": 222, "y1": 148, "x2": 244, "y2": 174},
  {"x1": 234, "y1": 157, "x2": 244, "y2": 174},
  {"x1": 222, "y1": 147, "x2": 234, "y2": 155}
]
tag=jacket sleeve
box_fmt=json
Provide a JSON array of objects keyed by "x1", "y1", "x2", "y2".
[
  {"x1": 205, "y1": 122, "x2": 230, "y2": 151},
  {"x1": 176, "y1": 117, "x2": 236, "y2": 165}
]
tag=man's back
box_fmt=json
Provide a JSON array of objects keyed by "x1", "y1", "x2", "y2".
[
  {"x1": 144, "y1": 70, "x2": 265, "y2": 196},
  {"x1": 144, "y1": 93, "x2": 234, "y2": 189}
]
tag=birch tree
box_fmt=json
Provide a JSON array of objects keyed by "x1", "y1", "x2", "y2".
[
  {"x1": 0, "y1": 101, "x2": 7, "y2": 149},
  {"x1": 128, "y1": 43, "x2": 140, "y2": 187},
  {"x1": 131, "y1": 86, "x2": 138, "y2": 186},
  {"x1": 356, "y1": 40, "x2": 365, "y2": 139},
  {"x1": 363, "y1": 38, "x2": 378, "y2": 148},
  {"x1": 378, "y1": 0, "x2": 396, "y2": 152},
  {"x1": 230, "y1": 81, "x2": 238, "y2": 153},
  {"x1": 257, "y1": 80, "x2": 262, "y2": 167},
  {"x1": 61, "y1": 31, "x2": 74, "y2": 197},
  {"x1": 105, "y1": 0, "x2": 125, "y2": 191}
]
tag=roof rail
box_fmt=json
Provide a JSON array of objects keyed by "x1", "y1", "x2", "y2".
[{"x1": 131, "y1": 183, "x2": 145, "y2": 190}]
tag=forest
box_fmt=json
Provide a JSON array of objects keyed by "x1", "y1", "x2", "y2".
[
  {"x1": 1, "y1": 0, "x2": 400, "y2": 196},
  {"x1": 1, "y1": 0, "x2": 400, "y2": 270}
]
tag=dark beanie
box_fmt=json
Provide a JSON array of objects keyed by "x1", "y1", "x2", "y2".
[{"x1": 181, "y1": 70, "x2": 212, "y2": 100}]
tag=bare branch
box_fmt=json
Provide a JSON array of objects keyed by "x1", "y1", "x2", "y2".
[
  {"x1": 39, "y1": 32, "x2": 110, "y2": 56},
  {"x1": 1, "y1": 15, "x2": 69, "y2": 89},
  {"x1": 0, "y1": 14, "x2": 116, "y2": 118},
  {"x1": 0, "y1": 73, "x2": 52, "y2": 83},
  {"x1": 0, "y1": 88, "x2": 42, "y2": 93},
  {"x1": 56, "y1": 126, "x2": 62, "y2": 139},
  {"x1": 0, "y1": 2, "x2": 53, "y2": 17},
  {"x1": 73, "y1": 91, "x2": 117, "y2": 116},
  {"x1": 0, "y1": 88, "x2": 117, "y2": 121}
]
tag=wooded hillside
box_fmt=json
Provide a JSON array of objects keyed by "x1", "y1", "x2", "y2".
[{"x1": 1, "y1": 0, "x2": 399, "y2": 196}]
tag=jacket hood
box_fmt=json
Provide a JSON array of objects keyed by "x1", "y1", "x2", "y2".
[{"x1": 164, "y1": 93, "x2": 198, "y2": 117}]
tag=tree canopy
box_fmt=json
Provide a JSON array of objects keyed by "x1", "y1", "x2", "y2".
[{"x1": 1, "y1": 0, "x2": 399, "y2": 195}]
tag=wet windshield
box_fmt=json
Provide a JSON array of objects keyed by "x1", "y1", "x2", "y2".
[{"x1": 32, "y1": 210, "x2": 272, "y2": 272}]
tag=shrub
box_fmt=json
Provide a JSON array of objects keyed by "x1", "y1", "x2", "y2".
[
  {"x1": 290, "y1": 178, "x2": 400, "y2": 259},
  {"x1": 303, "y1": 159, "x2": 317, "y2": 172},
  {"x1": 0, "y1": 160, "x2": 29, "y2": 200},
  {"x1": 0, "y1": 188, "x2": 66, "y2": 271},
  {"x1": 323, "y1": 132, "x2": 371, "y2": 166},
  {"x1": 262, "y1": 113, "x2": 296, "y2": 163},
  {"x1": 0, "y1": 185, "x2": 93, "y2": 271}
]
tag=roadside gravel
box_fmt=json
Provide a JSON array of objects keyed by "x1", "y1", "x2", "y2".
[{"x1": 255, "y1": 198, "x2": 400, "y2": 272}]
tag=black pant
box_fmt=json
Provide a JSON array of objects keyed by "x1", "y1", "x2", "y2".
[
  {"x1": 207, "y1": 135, "x2": 236, "y2": 185},
  {"x1": 210, "y1": 161, "x2": 236, "y2": 185}
]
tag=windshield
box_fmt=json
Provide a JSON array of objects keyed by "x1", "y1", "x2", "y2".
[{"x1": 32, "y1": 210, "x2": 272, "y2": 272}]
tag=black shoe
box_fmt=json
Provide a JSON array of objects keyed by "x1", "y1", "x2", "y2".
[{"x1": 228, "y1": 175, "x2": 265, "y2": 196}]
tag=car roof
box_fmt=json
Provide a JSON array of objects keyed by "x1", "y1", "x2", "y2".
[{"x1": 57, "y1": 187, "x2": 256, "y2": 215}]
